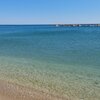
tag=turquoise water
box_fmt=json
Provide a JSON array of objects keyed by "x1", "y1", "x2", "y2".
[{"x1": 0, "y1": 25, "x2": 100, "y2": 99}]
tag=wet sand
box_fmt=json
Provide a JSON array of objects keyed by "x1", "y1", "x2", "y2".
[{"x1": 0, "y1": 80, "x2": 67, "y2": 100}]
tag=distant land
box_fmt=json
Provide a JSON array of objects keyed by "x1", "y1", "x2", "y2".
[
  {"x1": 0, "y1": 24, "x2": 100, "y2": 26},
  {"x1": 54, "y1": 24, "x2": 100, "y2": 27}
]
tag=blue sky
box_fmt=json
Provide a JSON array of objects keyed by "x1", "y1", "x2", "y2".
[{"x1": 0, "y1": 0, "x2": 100, "y2": 24}]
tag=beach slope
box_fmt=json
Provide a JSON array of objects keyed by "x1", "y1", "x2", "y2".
[{"x1": 0, "y1": 80, "x2": 66, "y2": 100}]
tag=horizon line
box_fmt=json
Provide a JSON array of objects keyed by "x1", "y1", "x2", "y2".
[{"x1": 0, "y1": 23, "x2": 100, "y2": 25}]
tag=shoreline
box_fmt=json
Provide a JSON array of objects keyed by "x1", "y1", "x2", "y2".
[{"x1": 0, "y1": 79, "x2": 67, "y2": 100}]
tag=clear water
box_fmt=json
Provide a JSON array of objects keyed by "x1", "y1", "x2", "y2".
[{"x1": 0, "y1": 25, "x2": 100, "y2": 99}]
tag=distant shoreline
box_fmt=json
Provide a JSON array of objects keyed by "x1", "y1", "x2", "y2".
[
  {"x1": 55, "y1": 24, "x2": 100, "y2": 27},
  {"x1": 0, "y1": 24, "x2": 100, "y2": 26}
]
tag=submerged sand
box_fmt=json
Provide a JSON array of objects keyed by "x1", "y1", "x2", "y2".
[
  {"x1": 0, "y1": 80, "x2": 67, "y2": 100},
  {"x1": 0, "y1": 57, "x2": 100, "y2": 100},
  {"x1": 0, "y1": 79, "x2": 100, "y2": 100}
]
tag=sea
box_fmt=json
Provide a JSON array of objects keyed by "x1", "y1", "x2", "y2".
[{"x1": 0, "y1": 25, "x2": 100, "y2": 100}]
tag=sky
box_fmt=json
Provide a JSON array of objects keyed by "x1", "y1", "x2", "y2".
[{"x1": 0, "y1": 0, "x2": 100, "y2": 24}]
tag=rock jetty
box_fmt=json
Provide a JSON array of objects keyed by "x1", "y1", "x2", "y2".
[{"x1": 55, "y1": 24, "x2": 100, "y2": 27}]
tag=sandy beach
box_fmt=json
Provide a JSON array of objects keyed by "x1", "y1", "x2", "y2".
[{"x1": 0, "y1": 80, "x2": 67, "y2": 100}]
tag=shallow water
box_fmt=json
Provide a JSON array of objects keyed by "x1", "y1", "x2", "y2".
[{"x1": 0, "y1": 25, "x2": 100, "y2": 99}]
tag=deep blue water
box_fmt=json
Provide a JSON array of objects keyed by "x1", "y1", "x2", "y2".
[{"x1": 0, "y1": 25, "x2": 100, "y2": 67}]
